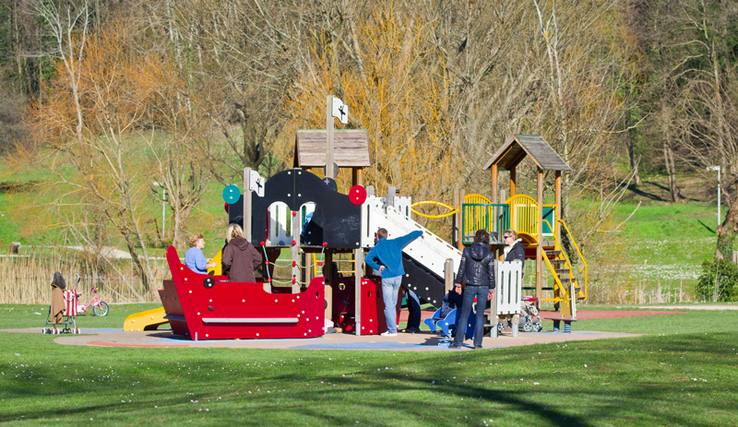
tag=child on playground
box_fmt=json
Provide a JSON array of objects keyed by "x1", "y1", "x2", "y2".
[
  {"x1": 184, "y1": 234, "x2": 218, "y2": 274},
  {"x1": 440, "y1": 282, "x2": 463, "y2": 319}
]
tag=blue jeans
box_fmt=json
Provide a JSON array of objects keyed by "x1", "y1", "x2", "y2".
[
  {"x1": 382, "y1": 276, "x2": 402, "y2": 333},
  {"x1": 453, "y1": 285, "x2": 489, "y2": 347}
]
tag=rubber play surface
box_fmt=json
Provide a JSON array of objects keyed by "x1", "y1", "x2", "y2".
[{"x1": 5, "y1": 310, "x2": 687, "y2": 351}]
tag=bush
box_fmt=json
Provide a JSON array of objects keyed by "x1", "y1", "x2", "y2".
[{"x1": 696, "y1": 259, "x2": 738, "y2": 302}]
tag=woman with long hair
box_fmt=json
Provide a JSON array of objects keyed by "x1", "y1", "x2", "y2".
[{"x1": 221, "y1": 224, "x2": 263, "y2": 282}]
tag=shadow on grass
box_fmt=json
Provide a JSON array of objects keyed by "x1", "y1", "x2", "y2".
[
  {"x1": 2, "y1": 332, "x2": 738, "y2": 426},
  {"x1": 697, "y1": 219, "x2": 715, "y2": 234}
]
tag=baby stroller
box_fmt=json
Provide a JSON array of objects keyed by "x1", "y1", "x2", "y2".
[
  {"x1": 42, "y1": 272, "x2": 80, "y2": 334},
  {"x1": 518, "y1": 297, "x2": 542, "y2": 332},
  {"x1": 498, "y1": 296, "x2": 543, "y2": 333}
]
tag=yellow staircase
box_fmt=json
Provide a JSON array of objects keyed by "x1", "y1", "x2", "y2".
[
  {"x1": 506, "y1": 195, "x2": 588, "y2": 317},
  {"x1": 540, "y1": 219, "x2": 588, "y2": 317}
]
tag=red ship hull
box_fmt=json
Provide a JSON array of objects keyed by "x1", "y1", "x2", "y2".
[{"x1": 165, "y1": 246, "x2": 326, "y2": 340}]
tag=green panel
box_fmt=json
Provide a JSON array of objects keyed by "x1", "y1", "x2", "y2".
[{"x1": 542, "y1": 206, "x2": 555, "y2": 234}]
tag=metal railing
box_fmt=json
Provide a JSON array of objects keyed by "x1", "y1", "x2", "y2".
[
  {"x1": 507, "y1": 194, "x2": 539, "y2": 238},
  {"x1": 461, "y1": 203, "x2": 509, "y2": 244}
]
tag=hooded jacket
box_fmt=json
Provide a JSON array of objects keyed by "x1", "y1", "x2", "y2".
[
  {"x1": 222, "y1": 236, "x2": 263, "y2": 283},
  {"x1": 455, "y1": 242, "x2": 495, "y2": 288}
]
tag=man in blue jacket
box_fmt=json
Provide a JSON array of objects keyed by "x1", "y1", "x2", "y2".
[{"x1": 365, "y1": 228, "x2": 423, "y2": 336}]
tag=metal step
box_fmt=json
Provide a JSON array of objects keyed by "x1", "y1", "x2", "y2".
[
  {"x1": 555, "y1": 269, "x2": 570, "y2": 275},
  {"x1": 545, "y1": 250, "x2": 561, "y2": 257}
]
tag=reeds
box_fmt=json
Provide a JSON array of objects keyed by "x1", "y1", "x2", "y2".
[
  {"x1": 0, "y1": 246, "x2": 165, "y2": 304},
  {"x1": 585, "y1": 276, "x2": 694, "y2": 305}
]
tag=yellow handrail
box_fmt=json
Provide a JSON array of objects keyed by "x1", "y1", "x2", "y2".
[
  {"x1": 464, "y1": 193, "x2": 492, "y2": 204},
  {"x1": 410, "y1": 200, "x2": 458, "y2": 218},
  {"x1": 541, "y1": 219, "x2": 570, "y2": 298},
  {"x1": 558, "y1": 219, "x2": 588, "y2": 300}
]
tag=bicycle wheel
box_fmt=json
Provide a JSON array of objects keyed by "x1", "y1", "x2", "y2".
[{"x1": 93, "y1": 302, "x2": 109, "y2": 317}]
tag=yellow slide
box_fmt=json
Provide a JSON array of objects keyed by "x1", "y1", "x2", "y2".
[
  {"x1": 208, "y1": 249, "x2": 223, "y2": 275},
  {"x1": 123, "y1": 307, "x2": 168, "y2": 331},
  {"x1": 123, "y1": 249, "x2": 223, "y2": 331}
]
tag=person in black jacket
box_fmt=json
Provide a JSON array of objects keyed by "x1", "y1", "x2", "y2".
[
  {"x1": 450, "y1": 229, "x2": 495, "y2": 349},
  {"x1": 503, "y1": 229, "x2": 525, "y2": 266}
]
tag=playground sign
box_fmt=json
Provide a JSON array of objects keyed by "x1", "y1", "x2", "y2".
[
  {"x1": 248, "y1": 170, "x2": 265, "y2": 197},
  {"x1": 332, "y1": 97, "x2": 348, "y2": 124}
]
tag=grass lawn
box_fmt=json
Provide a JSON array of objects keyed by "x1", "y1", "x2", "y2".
[{"x1": 1, "y1": 304, "x2": 737, "y2": 426}]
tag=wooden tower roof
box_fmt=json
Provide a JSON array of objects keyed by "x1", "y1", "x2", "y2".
[
  {"x1": 293, "y1": 129, "x2": 371, "y2": 168},
  {"x1": 483, "y1": 134, "x2": 571, "y2": 171}
]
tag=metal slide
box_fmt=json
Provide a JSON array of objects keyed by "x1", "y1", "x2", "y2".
[{"x1": 362, "y1": 196, "x2": 462, "y2": 307}]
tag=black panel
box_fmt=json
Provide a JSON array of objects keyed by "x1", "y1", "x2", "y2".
[
  {"x1": 234, "y1": 169, "x2": 362, "y2": 249},
  {"x1": 401, "y1": 255, "x2": 446, "y2": 308}
]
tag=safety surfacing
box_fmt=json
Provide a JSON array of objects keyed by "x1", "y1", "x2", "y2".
[{"x1": 6, "y1": 327, "x2": 638, "y2": 351}]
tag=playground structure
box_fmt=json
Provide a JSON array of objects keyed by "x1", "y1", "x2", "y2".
[
  {"x1": 474, "y1": 134, "x2": 588, "y2": 320},
  {"x1": 126, "y1": 96, "x2": 586, "y2": 338}
]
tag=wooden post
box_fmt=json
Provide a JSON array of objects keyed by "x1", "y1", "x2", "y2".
[
  {"x1": 354, "y1": 248, "x2": 363, "y2": 336},
  {"x1": 536, "y1": 169, "x2": 544, "y2": 306},
  {"x1": 453, "y1": 189, "x2": 460, "y2": 248},
  {"x1": 555, "y1": 170, "x2": 562, "y2": 241},
  {"x1": 352, "y1": 168, "x2": 363, "y2": 186},
  {"x1": 491, "y1": 260, "x2": 499, "y2": 338},
  {"x1": 243, "y1": 167, "x2": 252, "y2": 241},
  {"x1": 444, "y1": 258, "x2": 454, "y2": 294},
  {"x1": 291, "y1": 208, "x2": 301, "y2": 294},
  {"x1": 491, "y1": 164, "x2": 498, "y2": 204},
  {"x1": 457, "y1": 189, "x2": 465, "y2": 250},
  {"x1": 326, "y1": 95, "x2": 335, "y2": 179},
  {"x1": 509, "y1": 167, "x2": 517, "y2": 198}
]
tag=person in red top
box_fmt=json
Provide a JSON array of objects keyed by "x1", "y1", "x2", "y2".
[{"x1": 221, "y1": 224, "x2": 263, "y2": 283}]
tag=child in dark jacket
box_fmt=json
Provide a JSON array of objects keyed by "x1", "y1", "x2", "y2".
[{"x1": 440, "y1": 283, "x2": 463, "y2": 318}]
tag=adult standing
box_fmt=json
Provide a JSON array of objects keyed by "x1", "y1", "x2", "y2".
[
  {"x1": 222, "y1": 224, "x2": 263, "y2": 282},
  {"x1": 503, "y1": 229, "x2": 525, "y2": 266},
  {"x1": 184, "y1": 234, "x2": 217, "y2": 274},
  {"x1": 450, "y1": 229, "x2": 495, "y2": 349},
  {"x1": 50, "y1": 272, "x2": 66, "y2": 326},
  {"x1": 401, "y1": 286, "x2": 422, "y2": 333},
  {"x1": 365, "y1": 228, "x2": 423, "y2": 337}
]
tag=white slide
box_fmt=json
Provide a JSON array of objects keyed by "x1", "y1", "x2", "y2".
[{"x1": 362, "y1": 196, "x2": 461, "y2": 280}]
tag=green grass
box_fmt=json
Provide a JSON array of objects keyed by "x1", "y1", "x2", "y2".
[
  {"x1": 1, "y1": 305, "x2": 737, "y2": 425},
  {"x1": 605, "y1": 202, "x2": 721, "y2": 292},
  {"x1": 0, "y1": 303, "x2": 164, "y2": 330}
]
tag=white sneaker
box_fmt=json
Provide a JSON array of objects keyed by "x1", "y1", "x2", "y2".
[{"x1": 380, "y1": 331, "x2": 397, "y2": 337}]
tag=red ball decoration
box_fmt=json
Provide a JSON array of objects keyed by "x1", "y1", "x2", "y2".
[
  {"x1": 348, "y1": 185, "x2": 367, "y2": 205},
  {"x1": 291, "y1": 240, "x2": 297, "y2": 246},
  {"x1": 322, "y1": 242, "x2": 328, "y2": 247}
]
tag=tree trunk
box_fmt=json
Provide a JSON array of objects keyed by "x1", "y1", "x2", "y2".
[
  {"x1": 625, "y1": 84, "x2": 641, "y2": 185},
  {"x1": 716, "y1": 199, "x2": 738, "y2": 259},
  {"x1": 661, "y1": 100, "x2": 680, "y2": 202}
]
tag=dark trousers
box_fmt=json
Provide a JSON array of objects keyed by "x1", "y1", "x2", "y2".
[
  {"x1": 453, "y1": 285, "x2": 489, "y2": 347},
  {"x1": 403, "y1": 288, "x2": 421, "y2": 329}
]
